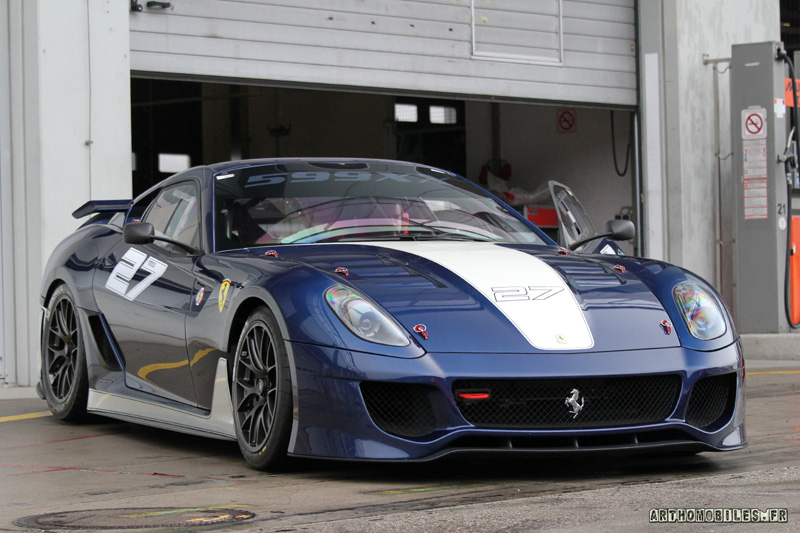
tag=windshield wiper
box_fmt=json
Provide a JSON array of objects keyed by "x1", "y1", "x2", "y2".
[
  {"x1": 335, "y1": 234, "x2": 418, "y2": 242},
  {"x1": 331, "y1": 230, "x2": 493, "y2": 243},
  {"x1": 409, "y1": 232, "x2": 494, "y2": 242}
]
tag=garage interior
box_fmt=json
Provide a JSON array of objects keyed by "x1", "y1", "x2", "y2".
[{"x1": 131, "y1": 78, "x2": 638, "y2": 255}]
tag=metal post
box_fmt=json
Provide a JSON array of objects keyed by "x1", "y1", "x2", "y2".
[
  {"x1": 491, "y1": 102, "x2": 501, "y2": 174},
  {"x1": 633, "y1": 110, "x2": 642, "y2": 257}
]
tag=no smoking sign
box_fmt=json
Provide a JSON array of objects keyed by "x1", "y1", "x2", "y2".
[
  {"x1": 741, "y1": 108, "x2": 767, "y2": 139},
  {"x1": 557, "y1": 108, "x2": 577, "y2": 134}
]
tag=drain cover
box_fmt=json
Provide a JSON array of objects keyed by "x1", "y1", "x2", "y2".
[{"x1": 14, "y1": 507, "x2": 255, "y2": 530}]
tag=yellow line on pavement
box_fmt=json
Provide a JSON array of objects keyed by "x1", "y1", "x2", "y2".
[
  {"x1": 0, "y1": 411, "x2": 51, "y2": 423},
  {"x1": 747, "y1": 370, "x2": 800, "y2": 375}
]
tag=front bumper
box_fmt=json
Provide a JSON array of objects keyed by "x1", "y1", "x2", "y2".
[{"x1": 286, "y1": 340, "x2": 746, "y2": 461}]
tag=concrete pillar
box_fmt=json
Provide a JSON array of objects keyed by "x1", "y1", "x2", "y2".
[
  {"x1": 0, "y1": 0, "x2": 131, "y2": 386},
  {"x1": 1, "y1": 0, "x2": 43, "y2": 387},
  {"x1": 637, "y1": 0, "x2": 780, "y2": 286}
]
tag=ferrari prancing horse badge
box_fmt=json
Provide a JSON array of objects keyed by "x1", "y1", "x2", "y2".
[{"x1": 219, "y1": 279, "x2": 231, "y2": 312}]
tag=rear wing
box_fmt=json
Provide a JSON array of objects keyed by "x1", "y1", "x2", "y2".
[
  {"x1": 72, "y1": 199, "x2": 132, "y2": 219},
  {"x1": 72, "y1": 200, "x2": 132, "y2": 227}
]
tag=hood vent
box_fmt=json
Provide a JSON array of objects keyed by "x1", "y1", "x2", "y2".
[
  {"x1": 538, "y1": 255, "x2": 625, "y2": 290},
  {"x1": 299, "y1": 252, "x2": 440, "y2": 290}
]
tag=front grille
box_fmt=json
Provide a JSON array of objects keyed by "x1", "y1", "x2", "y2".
[
  {"x1": 686, "y1": 373, "x2": 737, "y2": 430},
  {"x1": 360, "y1": 382, "x2": 437, "y2": 438},
  {"x1": 453, "y1": 375, "x2": 681, "y2": 429}
]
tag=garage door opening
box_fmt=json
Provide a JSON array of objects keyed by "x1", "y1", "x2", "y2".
[
  {"x1": 131, "y1": 79, "x2": 466, "y2": 196},
  {"x1": 131, "y1": 78, "x2": 637, "y2": 254}
]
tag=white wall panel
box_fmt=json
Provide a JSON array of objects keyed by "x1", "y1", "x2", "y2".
[
  {"x1": 1, "y1": 0, "x2": 14, "y2": 384},
  {"x1": 130, "y1": 0, "x2": 637, "y2": 106},
  {"x1": 1, "y1": 0, "x2": 132, "y2": 387}
]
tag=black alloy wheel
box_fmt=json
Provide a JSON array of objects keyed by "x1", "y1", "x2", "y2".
[
  {"x1": 41, "y1": 284, "x2": 89, "y2": 421},
  {"x1": 232, "y1": 306, "x2": 293, "y2": 470}
]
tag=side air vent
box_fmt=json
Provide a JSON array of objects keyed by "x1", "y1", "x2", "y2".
[
  {"x1": 360, "y1": 382, "x2": 437, "y2": 438},
  {"x1": 686, "y1": 373, "x2": 737, "y2": 430},
  {"x1": 87, "y1": 314, "x2": 124, "y2": 370}
]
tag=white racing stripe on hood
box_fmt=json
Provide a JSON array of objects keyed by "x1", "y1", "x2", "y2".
[{"x1": 361, "y1": 242, "x2": 594, "y2": 350}]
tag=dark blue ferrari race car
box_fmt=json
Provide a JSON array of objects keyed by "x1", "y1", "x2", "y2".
[{"x1": 39, "y1": 158, "x2": 745, "y2": 470}]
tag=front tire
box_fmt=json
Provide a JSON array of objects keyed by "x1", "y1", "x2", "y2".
[
  {"x1": 41, "y1": 284, "x2": 89, "y2": 421},
  {"x1": 231, "y1": 306, "x2": 293, "y2": 470}
]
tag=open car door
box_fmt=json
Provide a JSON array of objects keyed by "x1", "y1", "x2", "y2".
[{"x1": 526, "y1": 181, "x2": 628, "y2": 255}]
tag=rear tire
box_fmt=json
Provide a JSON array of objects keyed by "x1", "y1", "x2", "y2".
[
  {"x1": 231, "y1": 306, "x2": 293, "y2": 470},
  {"x1": 41, "y1": 284, "x2": 89, "y2": 422}
]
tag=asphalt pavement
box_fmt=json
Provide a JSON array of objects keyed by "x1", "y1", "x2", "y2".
[{"x1": 1, "y1": 357, "x2": 798, "y2": 532}]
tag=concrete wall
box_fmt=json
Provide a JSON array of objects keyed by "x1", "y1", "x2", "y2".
[
  {"x1": 0, "y1": 0, "x2": 132, "y2": 387},
  {"x1": 1, "y1": 0, "x2": 42, "y2": 387},
  {"x1": 1, "y1": 0, "x2": 20, "y2": 385},
  {"x1": 639, "y1": 0, "x2": 780, "y2": 286},
  {"x1": 671, "y1": 0, "x2": 779, "y2": 293},
  {"x1": 38, "y1": 1, "x2": 133, "y2": 259}
]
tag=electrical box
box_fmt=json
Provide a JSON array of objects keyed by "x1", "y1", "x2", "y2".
[{"x1": 730, "y1": 42, "x2": 790, "y2": 333}]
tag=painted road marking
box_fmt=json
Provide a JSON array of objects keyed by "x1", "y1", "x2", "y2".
[
  {"x1": 1, "y1": 463, "x2": 252, "y2": 482},
  {"x1": 0, "y1": 411, "x2": 50, "y2": 423},
  {"x1": 747, "y1": 370, "x2": 800, "y2": 375},
  {"x1": 0, "y1": 433, "x2": 115, "y2": 450},
  {"x1": 372, "y1": 484, "x2": 486, "y2": 495}
]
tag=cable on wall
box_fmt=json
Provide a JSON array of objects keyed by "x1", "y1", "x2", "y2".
[{"x1": 610, "y1": 110, "x2": 633, "y2": 177}]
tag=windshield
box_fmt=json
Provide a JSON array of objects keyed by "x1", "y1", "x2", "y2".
[{"x1": 213, "y1": 161, "x2": 546, "y2": 251}]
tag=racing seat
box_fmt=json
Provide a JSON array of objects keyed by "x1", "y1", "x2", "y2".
[{"x1": 230, "y1": 200, "x2": 269, "y2": 246}]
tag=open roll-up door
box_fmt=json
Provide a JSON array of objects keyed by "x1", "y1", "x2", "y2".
[{"x1": 129, "y1": 0, "x2": 636, "y2": 107}]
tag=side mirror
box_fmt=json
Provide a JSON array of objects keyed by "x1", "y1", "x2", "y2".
[
  {"x1": 122, "y1": 221, "x2": 201, "y2": 255},
  {"x1": 568, "y1": 219, "x2": 636, "y2": 251},
  {"x1": 605, "y1": 219, "x2": 635, "y2": 242},
  {"x1": 123, "y1": 222, "x2": 155, "y2": 245}
]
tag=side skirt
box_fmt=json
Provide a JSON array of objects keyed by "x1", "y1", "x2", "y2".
[{"x1": 87, "y1": 358, "x2": 237, "y2": 441}]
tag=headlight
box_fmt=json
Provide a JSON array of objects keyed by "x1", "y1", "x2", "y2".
[
  {"x1": 324, "y1": 285, "x2": 410, "y2": 347},
  {"x1": 672, "y1": 281, "x2": 727, "y2": 340}
]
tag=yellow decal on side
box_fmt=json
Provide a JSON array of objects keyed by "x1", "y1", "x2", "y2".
[
  {"x1": 219, "y1": 279, "x2": 231, "y2": 312},
  {"x1": 137, "y1": 348, "x2": 215, "y2": 380}
]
